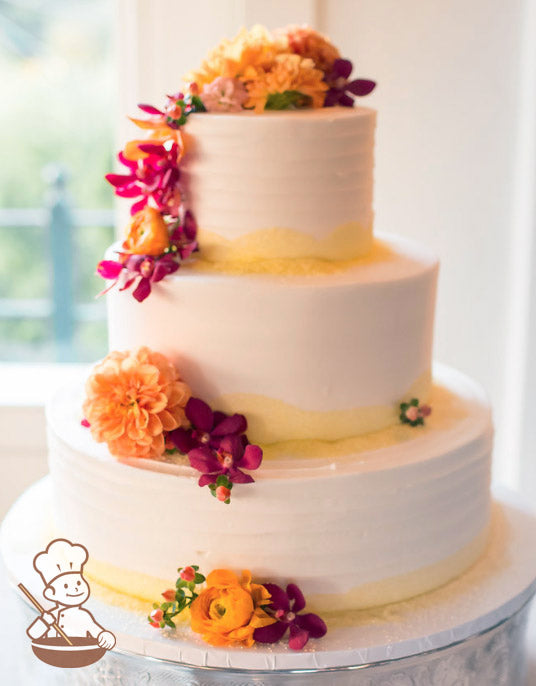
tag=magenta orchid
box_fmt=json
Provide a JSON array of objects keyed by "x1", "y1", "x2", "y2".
[
  {"x1": 324, "y1": 58, "x2": 376, "y2": 107},
  {"x1": 97, "y1": 252, "x2": 180, "y2": 302},
  {"x1": 253, "y1": 583, "x2": 327, "y2": 650},
  {"x1": 168, "y1": 396, "x2": 263, "y2": 503},
  {"x1": 169, "y1": 396, "x2": 248, "y2": 454},
  {"x1": 105, "y1": 141, "x2": 182, "y2": 217},
  {"x1": 189, "y1": 434, "x2": 263, "y2": 486}
]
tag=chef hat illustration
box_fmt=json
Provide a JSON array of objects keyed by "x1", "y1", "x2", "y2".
[{"x1": 33, "y1": 539, "x2": 89, "y2": 586}]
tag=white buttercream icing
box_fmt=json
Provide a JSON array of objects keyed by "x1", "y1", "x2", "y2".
[
  {"x1": 46, "y1": 365, "x2": 492, "y2": 612},
  {"x1": 181, "y1": 107, "x2": 376, "y2": 260},
  {"x1": 107, "y1": 234, "x2": 438, "y2": 444}
]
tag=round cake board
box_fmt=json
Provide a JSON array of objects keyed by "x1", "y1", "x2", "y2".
[{"x1": 1, "y1": 477, "x2": 536, "y2": 673}]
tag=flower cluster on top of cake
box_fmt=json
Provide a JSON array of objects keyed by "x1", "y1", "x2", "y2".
[
  {"x1": 82, "y1": 347, "x2": 263, "y2": 504},
  {"x1": 148, "y1": 565, "x2": 327, "y2": 651},
  {"x1": 98, "y1": 25, "x2": 376, "y2": 302}
]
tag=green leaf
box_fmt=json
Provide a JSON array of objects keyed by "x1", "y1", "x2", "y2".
[
  {"x1": 152, "y1": 603, "x2": 159, "y2": 609},
  {"x1": 190, "y1": 95, "x2": 206, "y2": 112},
  {"x1": 194, "y1": 573, "x2": 205, "y2": 584},
  {"x1": 192, "y1": 565, "x2": 199, "y2": 571},
  {"x1": 265, "y1": 90, "x2": 312, "y2": 110}
]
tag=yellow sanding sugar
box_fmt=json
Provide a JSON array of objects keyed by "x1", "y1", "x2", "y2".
[
  {"x1": 262, "y1": 384, "x2": 467, "y2": 460},
  {"x1": 185, "y1": 238, "x2": 395, "y2": 277}
]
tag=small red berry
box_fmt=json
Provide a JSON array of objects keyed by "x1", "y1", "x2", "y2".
[
  {"x1": 405, "y1": 406, "x2": 419, "y2": 422},
  {"x1": 150, "y1": 608, "x2": 163, "y2": 623},
  {"x1": 216, "y1": 486, "x2": 231, "y2": 502},
  {"x1": 149, "y1": 620, "x2": 160, "y2": 628},
  {"x1": 419, "y1": 404, "x2": 432, "y2": 418},
  {"x1": 180, "y1": 566, "x2": 195, "y2": 582},
  {"x1": 161, "y1": 589, "x2": 175, "y2": 601}
]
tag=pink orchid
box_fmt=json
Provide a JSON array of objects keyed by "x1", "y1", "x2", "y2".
[{"x1": 105, "y1": 141, "x2": 182, "y2": 217}]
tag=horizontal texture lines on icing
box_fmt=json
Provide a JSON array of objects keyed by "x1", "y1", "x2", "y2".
[
  {"x1": 47, "y1": 366, "x2": 492, "y2": 612},
  {"x1": 182, "y1": 107, "x2": 376, "y2": 259}
]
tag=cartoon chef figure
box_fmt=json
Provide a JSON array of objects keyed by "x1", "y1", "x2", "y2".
[{"x1": 26, "y1": 538, "x2": 115, "y2": 649}]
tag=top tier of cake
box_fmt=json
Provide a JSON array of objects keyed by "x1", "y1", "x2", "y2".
[{"x1": 182, "y1": 106, "x2": 376, "y2": 262}]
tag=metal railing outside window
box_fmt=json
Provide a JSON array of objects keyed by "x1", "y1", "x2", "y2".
[{"x1": 0, "y1": 165, "x2": 114, "y2": 362}]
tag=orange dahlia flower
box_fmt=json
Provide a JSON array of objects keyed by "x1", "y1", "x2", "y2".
[
  {"x1": 123, "y1": 206, "x2": 170, "y2": 256},
  {"x1": 83, "y1": 347, "x2": 191, "y2": 459},
  {"x1": 190, "y1": 569, "x2": 275, "y2": 647},
  {"x1": 281, "y1": 25, "x2": 340, "y2": 72},
  {"x1": 187, "y1": 25, "x2": 286, "y2": 88},
  {"x1": 245, "y1": 54, "x2": 328, "y2": 112}
]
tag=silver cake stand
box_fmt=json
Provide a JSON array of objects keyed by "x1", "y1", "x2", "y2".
[{"x1": 2, "y1": 478, "x2": 536, "y2": 686}]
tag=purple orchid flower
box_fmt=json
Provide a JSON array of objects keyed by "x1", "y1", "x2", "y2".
[
  {"x1": 169, "y1": 210, "x2": 198, "y2": 260},
  {"x1": 324, "y1": 58, "x2": 376, "y2": 107},
  {"x1": 187, "y1": 433, "x2": 263, "y2": 488},
  {"x1": 97, "y1": 252, "x2": 180, "y2": 303},
  {"x1": 105, "y1": 141, "x2": 182, "y2": 216},
  {"x1": 253, "y1": 583, "x2": 327, "y2": 650},
  {"x1": 169, "y1": 397, "x2": 247, "y2": 454}
]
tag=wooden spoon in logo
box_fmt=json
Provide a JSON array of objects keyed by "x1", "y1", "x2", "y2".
[{"x1": 18, "y1": 582, "x2": 73, "y2": 646}]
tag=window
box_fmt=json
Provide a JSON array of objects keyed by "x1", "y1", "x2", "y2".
[{"x1": 0, "y1": 0, "x2": 115, "y2": 362}]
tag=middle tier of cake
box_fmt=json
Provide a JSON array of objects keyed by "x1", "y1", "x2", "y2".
[{"x1": 107, "y1": 234, "x2": 438, "y2": 444}]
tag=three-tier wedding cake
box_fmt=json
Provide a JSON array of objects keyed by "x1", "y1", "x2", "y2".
[{"x1": 45, "y1": 25, "x2": 493, "y2": 650}]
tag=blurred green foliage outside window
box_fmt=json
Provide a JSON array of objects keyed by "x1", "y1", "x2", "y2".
[{"x1": 0, "y1": 0, "x2": 115, "y2": 362}]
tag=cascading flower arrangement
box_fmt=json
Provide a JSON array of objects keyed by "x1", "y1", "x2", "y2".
[
  {"x1": 149, "y1": 565, "x2": 327, "y2": 650},
  {"x1": 99, "y1": 25, "x2": 375, "y2": 302},
  {"x1": 82, "y1": 347, "x2": 263, "y2": 503}
]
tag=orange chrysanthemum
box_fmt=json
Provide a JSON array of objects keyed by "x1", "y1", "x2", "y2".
[
  {"x1": 83, "y1": 347, "x2": 191, "y2": 459},
  {"x1": 187, "y1": 25, "x2": 287, "y2": 88},
  {"x1": 280, "y1": 25, "x2": 340, "y2": 72},
  {"x1": 190, "y1": 569, "x2": 275, "y2": 647},
  {"x1": 245, "y1": 54, "x2": 328, "y2": 113}
]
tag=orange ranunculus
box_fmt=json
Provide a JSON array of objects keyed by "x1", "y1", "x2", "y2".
[
  {"x1": 190, "y1": 569, "x2": 275, "y2": 647},
  {"x1": 83, "y1": 347, "x2": 191, "y2": 459},
  {"x1": 123, "y1": 206, "x2": 170, "y2": 256}
]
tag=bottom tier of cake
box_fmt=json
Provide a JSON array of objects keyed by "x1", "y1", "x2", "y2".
[
  {"x1": 2, "y1": 481, "x2": 535, "y2": 684},
  {"x1": 46, "y1": 364, "x2": 492, "y2": 612}
]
